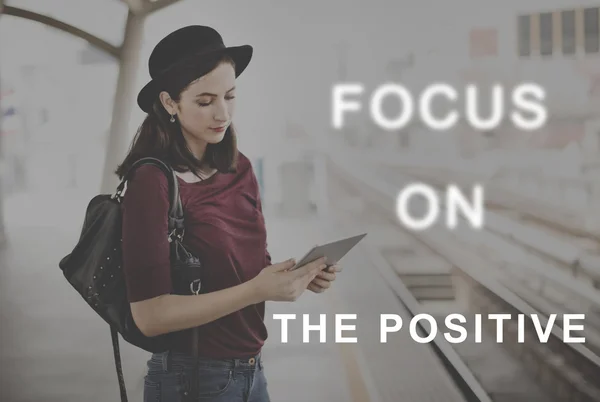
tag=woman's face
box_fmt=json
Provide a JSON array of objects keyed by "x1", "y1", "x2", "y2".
[{"x1": 162, "y1": 61, "x2": 236, "y2": 152}]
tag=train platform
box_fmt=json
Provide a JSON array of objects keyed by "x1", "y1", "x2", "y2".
[{"x1": 0, "y1": 189, "x2": 468, "y2": 402}]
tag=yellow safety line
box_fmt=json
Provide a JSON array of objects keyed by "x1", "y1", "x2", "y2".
[{"x1": 325, "y1": 286, "x2": 372, "y2": 402}]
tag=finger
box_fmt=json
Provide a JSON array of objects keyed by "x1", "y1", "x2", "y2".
[
  {"x1": 271, "y1": 258, "x2": 296, "y2": 272},
  {"x1": 330, "y1": 264, "x2": 343, "y2": 273},
  {"x1": 310, "y1": 278, "x2": 331, "y2": 289},
  {"x1": 299, "y1": 267, "x2": 326, "y2": 290},
  {"x1": 293, "y1": 257, "x2": 327, "y2": 278},
  {"x1": 322, "y1": 262, "x2": 339, "y2": 272},
  {"x1": 310, "y1": 257, "x2": 328, "y2": 269},
  {"x1": 308, "y1": 283, "x2": 324, "y2": 293},
  {"x1": 316, "y1": 271, "x2": 336, "y2": 282}
]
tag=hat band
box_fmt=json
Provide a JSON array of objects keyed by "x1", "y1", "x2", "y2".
[{"x1": 153, "y1": 42, "x2": 227, "y2": 79}]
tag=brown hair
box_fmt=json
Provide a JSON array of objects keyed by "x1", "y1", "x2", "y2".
[{"x1": 115, "y1": 54, "x2": 238, "y2": 179}]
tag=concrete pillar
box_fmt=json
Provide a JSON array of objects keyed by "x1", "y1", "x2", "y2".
[
  {"x1": 100, "y1": 11, "x2": 145, "y2": 194},
  {"x1": 0, "y1": 7, "x2": 8, "y2": 247},
  {"x1": 582, "y1": 119, "x2": 600, "y2": 229},
  {"x1": 314, "y1": 151, "x2": 329, "y2": 218},
  {"x1": 280, "y1": 161, "x2": 313, "y2": 217}
]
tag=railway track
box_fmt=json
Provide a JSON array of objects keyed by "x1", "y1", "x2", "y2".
[
  {"x1": 396, "y1": 165, "x2": 600, "y2": 258},
  {"x1": 376, "y1": 165, "x2": 600, "y2": 341},
  {"x1": 326, "y1": 156, "x2": 600, "y2": 402}
]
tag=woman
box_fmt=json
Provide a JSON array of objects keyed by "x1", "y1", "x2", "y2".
[{"x1": 116, "y1": 25, "x2": 340, "y2": 402}]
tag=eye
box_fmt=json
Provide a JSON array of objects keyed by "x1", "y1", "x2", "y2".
[{"x1": 197, "y1": 96, "x2": 235, "y2": 107}]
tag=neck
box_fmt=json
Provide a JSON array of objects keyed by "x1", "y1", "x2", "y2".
[{"x1": 181, "y1": 130, "x2": 208, "y2": 160}]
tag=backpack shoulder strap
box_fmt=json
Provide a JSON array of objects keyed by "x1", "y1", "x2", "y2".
[
  {"x1": 115, "y1": 157, "x2": 184, "y2": 235},
  {"x1": 111, "y1": 327, "x2": 128, "y2": 402}
]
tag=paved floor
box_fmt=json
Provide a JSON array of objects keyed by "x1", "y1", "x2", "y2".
[{"x1": 0, "y1": 190, "x2": 358, "y2": 402}]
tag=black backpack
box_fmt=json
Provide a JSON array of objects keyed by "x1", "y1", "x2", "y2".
[{"x1": 59, "y1": 157, "x2": 203, "y2": 402}]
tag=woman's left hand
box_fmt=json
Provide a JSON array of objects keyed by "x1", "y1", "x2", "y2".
[{"x1": 308, "y1": 264, "x2": 342, "y2": 293}]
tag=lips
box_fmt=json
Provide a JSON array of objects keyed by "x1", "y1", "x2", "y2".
[{"x1": 210, "y1": 125, "x2": 227, "y2": 132}]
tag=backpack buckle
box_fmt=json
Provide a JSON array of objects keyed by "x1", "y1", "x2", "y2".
[
  {"x1": 167, "y1": 228, "x2": 185, "y2": 243},
  {"x1": 190, "y1": 279, "x2": 201, "y2": 295}
]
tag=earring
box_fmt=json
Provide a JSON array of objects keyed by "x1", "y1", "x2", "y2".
[{"x1": 170, "y1": 114, "x2": 176, "y2": 123}]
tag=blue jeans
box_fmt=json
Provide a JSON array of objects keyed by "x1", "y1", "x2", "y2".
[{"x1": 143, "y1": 350, "x2": 271, "y2": 402}]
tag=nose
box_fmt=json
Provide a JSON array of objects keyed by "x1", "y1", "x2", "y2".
[{"x1": 213, "y1": 99, "x2": 230, "y2": 123}]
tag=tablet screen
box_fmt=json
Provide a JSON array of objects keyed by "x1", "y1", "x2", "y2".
[{"x1": 291, "y1": 233, "x2": 367, "y2": 270}]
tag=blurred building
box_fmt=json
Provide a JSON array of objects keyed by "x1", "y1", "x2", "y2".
[{"x1": 451, "y1": 2, "x2": 600, "y2": 173}]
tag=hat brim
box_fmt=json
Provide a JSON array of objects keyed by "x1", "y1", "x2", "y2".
[{"x1": 137, "y1": 44, "x2": 253, "y2": 113}]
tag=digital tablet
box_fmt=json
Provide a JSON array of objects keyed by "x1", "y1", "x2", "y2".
[{"x1": 291, "y1": 233, "x2": 367, "y2": 270}]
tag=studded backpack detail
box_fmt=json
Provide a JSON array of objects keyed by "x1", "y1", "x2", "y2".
[{"x1": 59, "y1": 157, "x2": 203, "y2": 402}]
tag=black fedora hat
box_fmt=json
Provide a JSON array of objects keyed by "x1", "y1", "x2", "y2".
[{"x1": 137, "y1": 25, "x2": 253, "y2": 113}]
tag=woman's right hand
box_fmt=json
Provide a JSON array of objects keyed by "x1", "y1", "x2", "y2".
[{"x1": 250, "y1": 257, "x2": 328, "y2": 302}]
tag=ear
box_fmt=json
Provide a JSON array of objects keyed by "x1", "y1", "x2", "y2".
[{"x1": 159, "y1": 91, "x2": 177, "y2": 115}]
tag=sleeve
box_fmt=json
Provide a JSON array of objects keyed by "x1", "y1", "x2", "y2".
[{"x1": 121, "y1": 164, "x2": 173, "y2": 302}]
